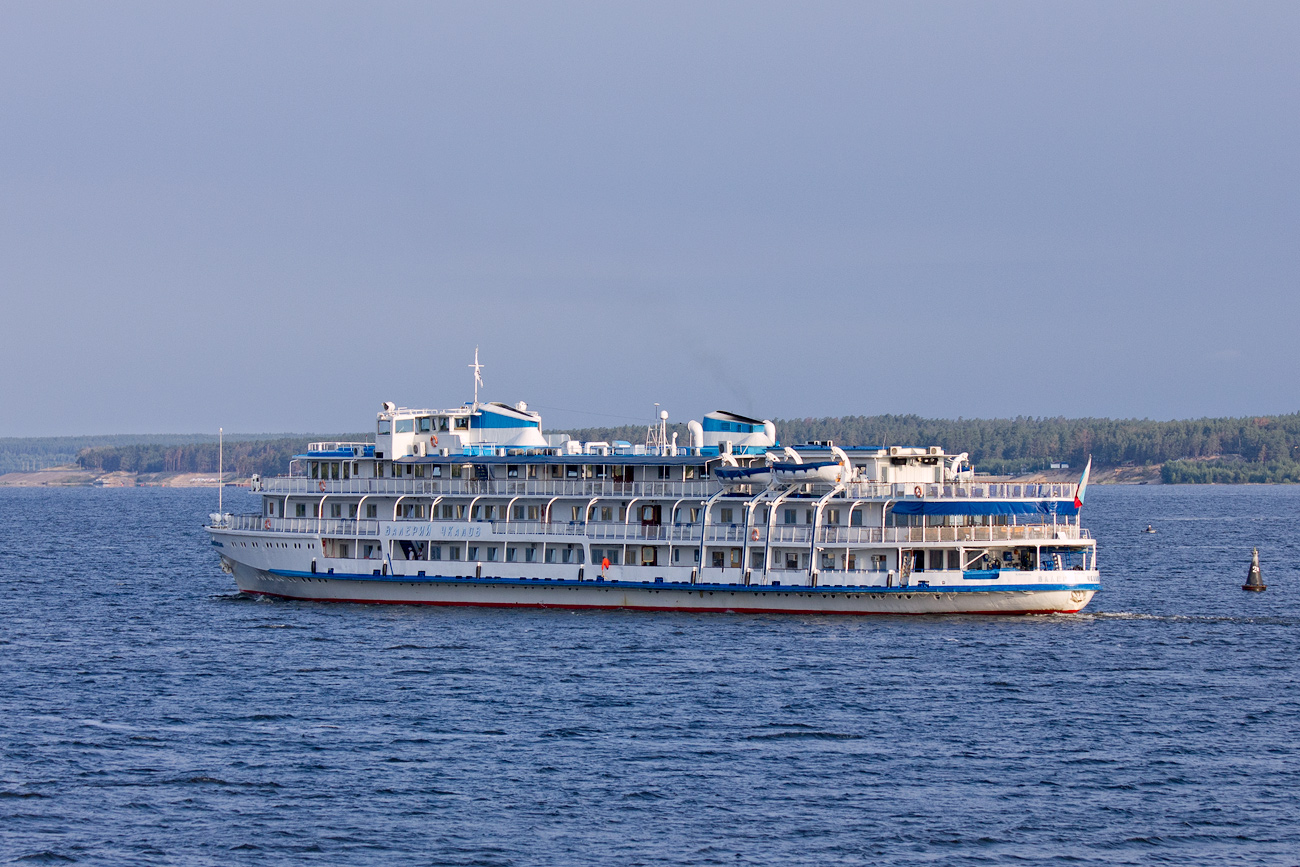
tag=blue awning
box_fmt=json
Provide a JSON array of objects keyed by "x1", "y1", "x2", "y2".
[{"x1": 890, "y1": 500, "x2": 1079, "y2": 517}]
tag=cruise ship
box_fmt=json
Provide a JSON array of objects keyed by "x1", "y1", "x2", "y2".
[{"x1": 205, "y1": 382, "x2": 1099, "y2": 615}]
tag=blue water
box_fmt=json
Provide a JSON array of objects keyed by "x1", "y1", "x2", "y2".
[{"x1": 1, "y1": 485, "x2": 1298, "y2": 866}]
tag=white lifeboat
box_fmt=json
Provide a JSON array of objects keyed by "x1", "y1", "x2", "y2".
[{"x1": 770, "y1": 461, "x2": 841, "y2": 484}]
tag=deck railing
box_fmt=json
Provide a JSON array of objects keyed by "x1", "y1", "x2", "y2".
[
  {"x1": 217, "y1": 514, "x2": 1089, "y2": 545},
  {"x1": 260, "y1": 476, "x2": 1078, "y2": 502},
  {"x1": 261, "y1": 477, "x2": 715, "y2": 498}
]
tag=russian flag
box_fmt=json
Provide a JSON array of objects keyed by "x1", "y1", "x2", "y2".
[{"x1": 1074, "y1": 457, "x2": 1092, "y2": 509}]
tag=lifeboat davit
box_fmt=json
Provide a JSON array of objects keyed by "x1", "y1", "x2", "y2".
[{"x1": 770, "y1": 461, "x2": 841, "y2": 484}]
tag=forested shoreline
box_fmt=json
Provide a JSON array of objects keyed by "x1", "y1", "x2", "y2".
[
  {"x1": 562, "y1": 412, "x2": 1300, "y2": 483},
  {"x1": 5, "y1": 413, "x2": 1300, "y2": 482}
]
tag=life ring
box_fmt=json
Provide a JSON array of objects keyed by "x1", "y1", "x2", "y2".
[
  {"x1": 914, "y1": 485, "x2": 924, "y2": 498},
  {"x1": 318, "y1": 480, "x2": 327, "y2": 492},
  {"x1": 430, "y1": 435, "x2": 438, "y2": 447},
  {"x1": 750, "y1": 528, "x2": 760, "y2": 542},
  {"x1": 264, "y1": 519, "x2": 272, "y2": 530}
]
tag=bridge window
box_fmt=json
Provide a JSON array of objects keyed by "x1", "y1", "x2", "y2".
[
  {"x1": 418, "y1": 417, "x2": 432, "y2": 433},
  {"x1": 395, "y1": 419, "x2": 414, "y2": 434},
  {"x1": 378, "y1": 420, "x2": 391, "y2": 435},
  {"x1": 454, "y1": 417, "x2": 469, "y2": 431}
]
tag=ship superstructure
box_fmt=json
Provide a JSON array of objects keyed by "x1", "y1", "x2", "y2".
[{"x1": 207, "y1": 390, "x2": 1099, "y2": 615}]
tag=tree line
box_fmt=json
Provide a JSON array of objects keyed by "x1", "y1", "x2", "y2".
[
  {"x1": 558, "y1": 412, "x2": 1300, "y2": 478},
  {"x1": 40, "y1": 411, "x2": 1300, "y2": 482},
  {"x1": 75, "y1": 435, "x2": 365, "y2": 479}
]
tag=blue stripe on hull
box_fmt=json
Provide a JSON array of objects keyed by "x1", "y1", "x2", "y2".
[{"x1": 266, "y1": 568, "x2": 1100, "y2": 595}]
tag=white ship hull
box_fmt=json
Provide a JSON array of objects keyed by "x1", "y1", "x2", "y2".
[{"x1": 221, "y1": 552, "x2": 1098, "y2": 616}]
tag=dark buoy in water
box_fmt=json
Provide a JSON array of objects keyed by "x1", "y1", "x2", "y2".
[{"x1": 1243, "y1": 548, "x2": 1266, "y2": 592}]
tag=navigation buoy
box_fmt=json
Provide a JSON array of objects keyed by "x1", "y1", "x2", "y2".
[{"x1": 1242, "y1": 548, "x2": 1266, "y2": 592}]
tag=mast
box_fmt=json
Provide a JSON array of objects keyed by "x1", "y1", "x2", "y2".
[
  {"x1": 469, "y1": 347, "x2": 484, "y2": 408},
  {"x1": 218, "y1": 426, "x2": 223, "y2": 515}
]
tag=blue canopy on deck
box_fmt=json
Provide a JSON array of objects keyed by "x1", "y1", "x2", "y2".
[{"x1": 890, "y1": 500, "x2": 1079, "y2": 517}]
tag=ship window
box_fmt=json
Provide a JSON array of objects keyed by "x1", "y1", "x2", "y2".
[
  {"x1": 562, "y1": 548, "x2": 573, "y2": 564},
  {"x1": 826, "y1": 509, "x2": 839, "y2": 525},
  {"x1": 545, "y1": 548, "x2": 556, "y2": 564},
  {"x1": 367, "y1": 504, "x2": 377, "y2": 519},
  {"x1": 527, "y1": 465, "x2": 538, "y2": 479},
  {"x1": 331, "y1": 504, "x2": 342, "y2": 518},
  {"x1": 378, "y1": 420, "x2": 391, "y2": 435},
  {"x1": 396, "y1": 419, "x2": 414, "y2": 434},
  {"x1": 506, "y1": 547, "x2": 517, "y2": 562},
  {"x1": 348, "y1": 504, "x2": 357, "y2": 518},
  {"x1": 685, "y1": 466, "x2": 696, "y2": 480},
  {"x1": 438, "y1": 417, "x2": 450, "y2": 431},
  {"x1": 450, "y1": 545, "x2": 462, "y2": 560},
  {"x1": 600, "y1": 507, "x2": 613, "y2": 522},
  {"x1": 571, "y1": 506, "x2": 581, "y2": 522},
  {"x1": 310, "y1": 462, "x2": 319, "y2": 479},
  {"x1": 442, "y1": 505, "x2": 454, "y2": 519},
  {"x1": 566, "y1": 465, "x2": 578, "y2": 479},
  {"x1": 507, "y1": 465, "x2": 519, "y2": 478},
  {"x1": 689, "y1": 508, "x2": 700, "y2": 523},
  {"x1": 431, "y1": 465, "x2": 442, "y2": 478},
  {"x1": 456, "y1": 505, "x2": 466, "y2": 519},
  {"x1": 731, "y1": 548, "x2": 742, "y2": 568},
  {"x1": 454, "y1": 417, "x2": 469, "y2": 431},
  {"x1": 430, "y1": 546, "x2": 441, "y2": 561},
  {"x1": 712, "y1": 551, "x2": 724, "y2": 568},
  {"x1": 331, "y1": 462, "x2": 340, "y2": 480},
  {"x1": 527, "y1": 505, "x2": 540, "y2": 521},
  {"x1": 266, "y1": 502, "x2": 274, "y2": 516},
  {"x1": 719, "y1": 508, "x2": 733, "y2": 524},
  {"x1": 296, "y1": 503, "x2": 307, "y2": 518},
  {"x1": 418, "y1": 417, "x2": 432, "y2": 433},
  {"x1": 339, "y1": 543, "x2": 350, "y2": 559},
  {"x1": 785, "y1": 553, "x2": 799, "y2": 569},
  {"x1": 784, "y1": 509, "x2": 796, "y2": 525},
  {"x1": 405, "y1": 464, "x2": 413, "y2": 476},
  {"x1": 805, "y1": 509, "x2": 814, "y2": 525},
  {"x1": 526, "y1": 547, "x2": 537, "y2": 563},
  {"x1": 414, "y1": 465, "x2": 424, "y2": 478},
  {"x1": 851, "y1": 510, "x2": 863, "y2": 527},
  {"x1": 751, "y1": 550, "x2": 764, "y2": 568},
  {"x1": 486, "y1": 547, "x2": 497, "y2": 562}
]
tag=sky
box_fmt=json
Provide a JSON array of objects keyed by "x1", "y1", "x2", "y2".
[{"x1": 1, "y1": 1, "x2": 1297, "y2": 436}]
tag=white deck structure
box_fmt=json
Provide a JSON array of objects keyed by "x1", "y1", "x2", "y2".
[{"x1": 207, "y1": 392, "x2": 1099, "y2": 615}]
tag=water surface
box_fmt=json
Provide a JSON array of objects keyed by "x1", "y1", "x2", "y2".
[{"x1": 1, "y1": 485, "x2": 1297, "y2": 865}]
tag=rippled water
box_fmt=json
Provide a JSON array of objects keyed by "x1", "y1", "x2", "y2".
[{"x1": 2, "y1": 485, "x2": 1298, "y2": 865}]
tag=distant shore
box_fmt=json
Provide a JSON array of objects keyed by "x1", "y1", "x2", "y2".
[
  {"x1": 0, "y1": 464, "x2": 1161, "y2": 488},
  {"x1": 0, "y1": 467, "x2": 250, "y2": 488}
]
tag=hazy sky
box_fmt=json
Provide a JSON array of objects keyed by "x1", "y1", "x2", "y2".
[{"x1": 2, "y1": 2, "x2": 1297, "y2": 436}]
